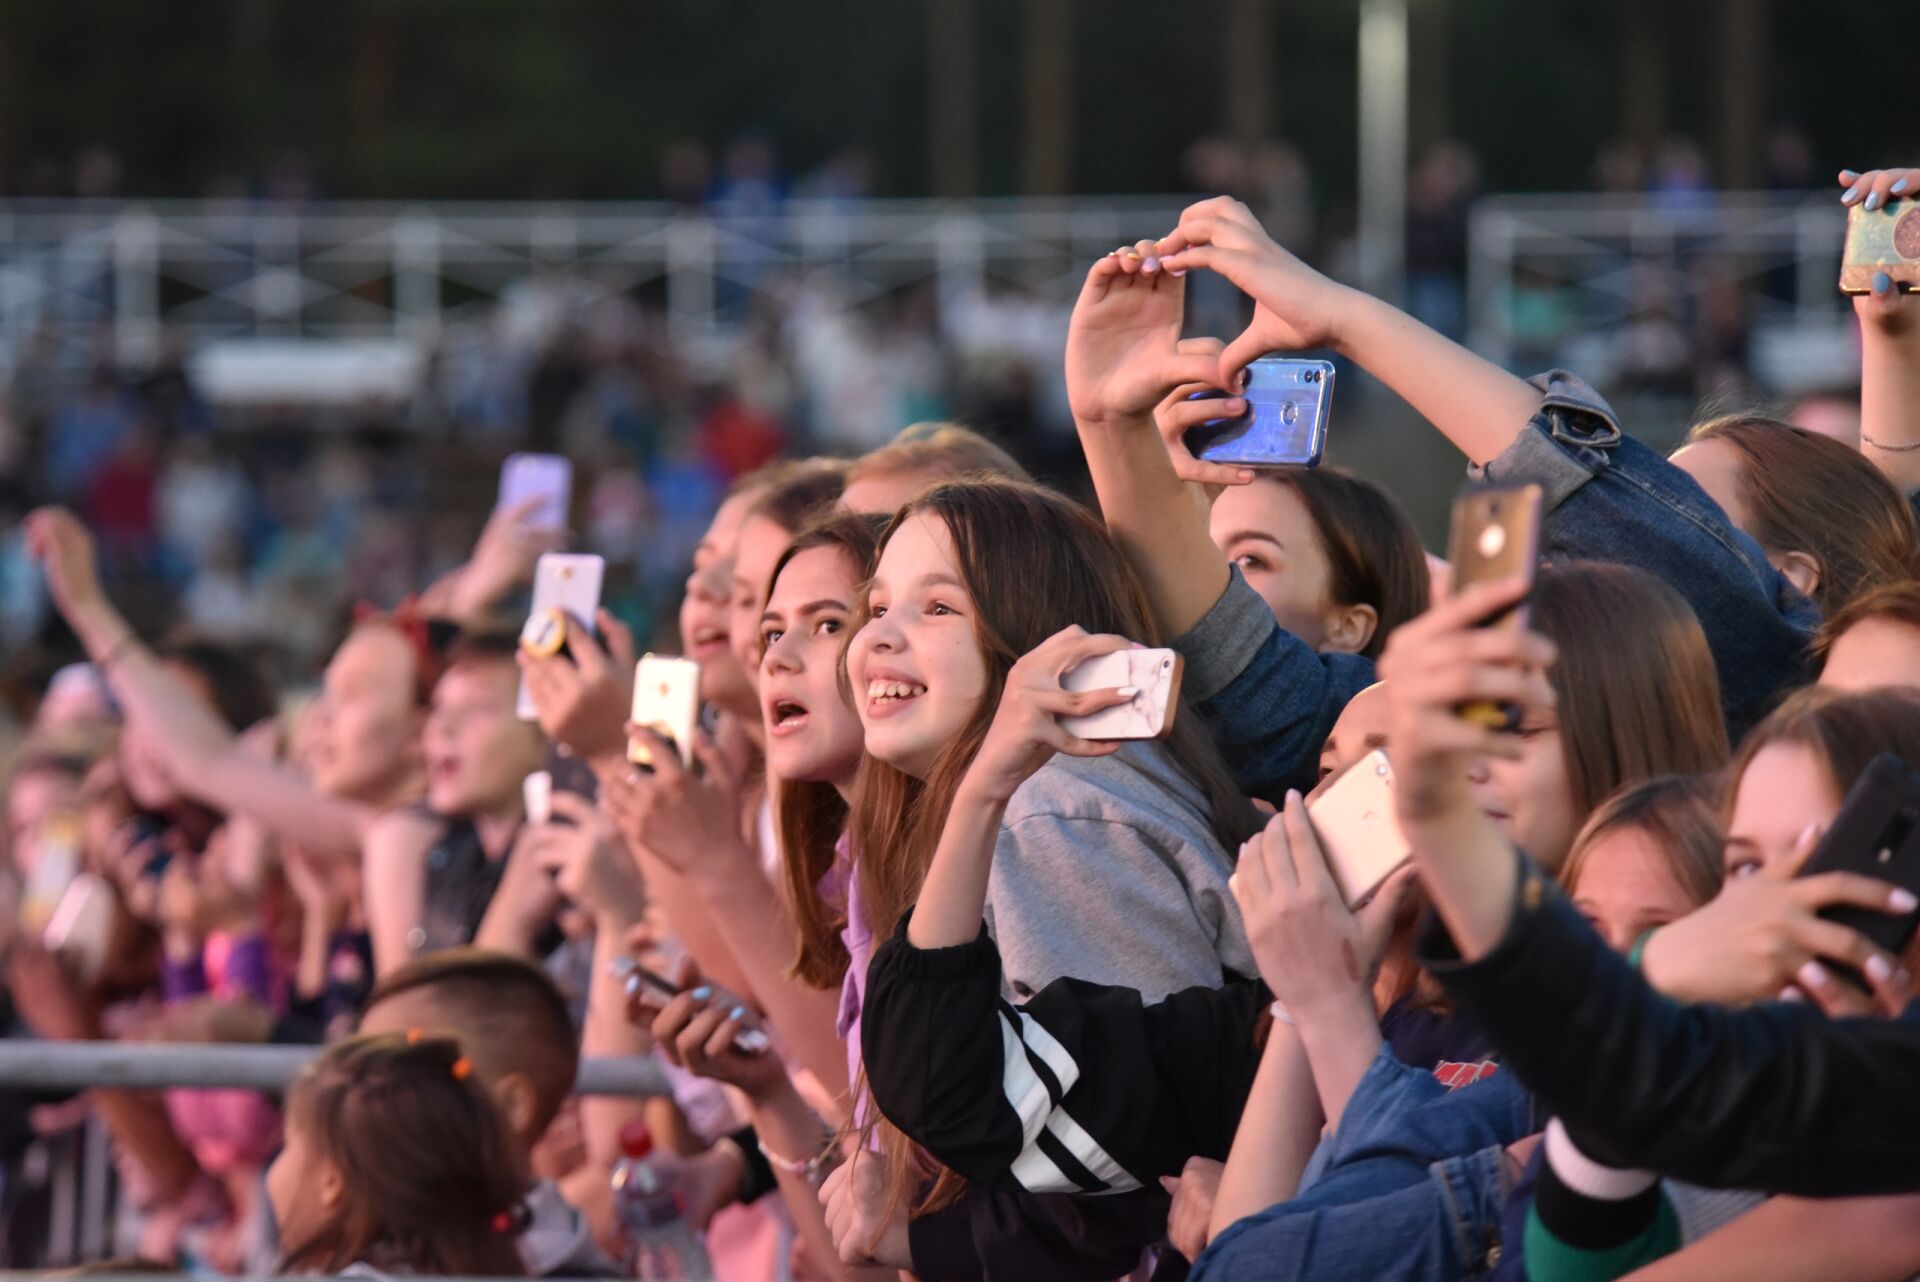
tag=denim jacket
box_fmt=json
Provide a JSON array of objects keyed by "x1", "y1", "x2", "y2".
[
  {"x1": 1173, "y1": 565, "x2": 1376, "y2": 803},
  {"x1": 1191, "y1": 1046, "x2": 1541, "y2": 1282},
  {"x1": 1477, "y1": 372, "x2": 1818, "y2": 742}
]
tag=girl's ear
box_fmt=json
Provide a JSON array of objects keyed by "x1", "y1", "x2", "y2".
[
  {"x1": 1774, "y1": 550, "x2": 1823, "y2": 603},
  {"x1": 319, "y1": 1157, "x2": 347, "y2": 1211},
  {"x1": 1320, "y1": 602, "x2": 1379, "y2": 657}
]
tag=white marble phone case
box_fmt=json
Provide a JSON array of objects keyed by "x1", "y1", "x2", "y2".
[
  {"x1": 1307, "y1": 750, "x2": 1411, "y2": 906},
  {"x1": 1059, "y1": 648, "x2": 1183, "y2": 741}
]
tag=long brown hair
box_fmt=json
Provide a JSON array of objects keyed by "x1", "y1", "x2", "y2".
[
  {"x1": 1268, "y1": 468, "x2": 1430, "y2": 659},
  {"x1": 1558, "y1": 773, "x2": 1726, "y2": 908},
  {"x1": 847, "y1": 479, "x2": 1256, "y2": 1222},
  {"x1": 1532, "y1": 562, "x2": 1730, "y2": 826},
  {"x1": 851, "y1": 478, "x2": 1254, "y2": 955},
  {"x1": 1814, "y1": 578, "x2": 1920, "y2": 670},
  {"x1": 1686, "y1": 416, "x2": 1920, "y2": 615},
  {"x1": 768, "y1": 511, "x2": 889, "y2": 989},
  {"x1": 277, "y1": 1033, "x2": 527, "y2": 1277}
]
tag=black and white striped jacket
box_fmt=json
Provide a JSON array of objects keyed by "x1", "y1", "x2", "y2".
[{"x1": 862, "y1": 916, "x2": 1267, "y2": 1197}]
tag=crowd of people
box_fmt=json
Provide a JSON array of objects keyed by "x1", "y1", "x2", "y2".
[{"x1": 6, "y1": 158, "x2": 1920, "y2": 1282}]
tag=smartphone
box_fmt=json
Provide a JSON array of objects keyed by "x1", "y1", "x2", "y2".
[
  {"x1": 523, "y1": 771, "x2": 553, "y2": 826},
  {"x1": 44, "y1": 873, "x2": 116, "y2": 985},
  {"x1": 1797, "y1": 752, "x2": 1920, "y2": 986},
  {"x1": 607, "y1": 956, "x2": 772, "y2": 1055},
  {"x1": 1444, "y1": 484, "x2": 1544, "y2": 731},
  {"x1": 1839, "y1": 201, "x2": 1920, "y2": 294},
  {"x1": 19, "y1": 811, "x2": 83, "y2": 933},
  {"x1": 499, "y1": 453, "x2": 573, "y2": 531},
  {"x1": 1307, "y1": 750, "x2": 1412, "y2": 906},
  {"x1": 1058, "y1": 648, "x2": 1184, "y2": 741},
  {"x1": 1184, "y1": 356, "x2": 1334, "y2": 470},
  {"x1": 516, "y1": 553, "x2": 606, "y2": 720},
  {"x1": 629, "y1": 654, "x2": 702, "y2": 770}
]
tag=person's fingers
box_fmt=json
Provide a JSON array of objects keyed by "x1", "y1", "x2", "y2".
[
  {"x1": 1280, "y1": 789, "x2": 1337, "y2": 894},
  {"x1": 1132, "y1": 237, "x2": 1166, "y2": 276},
  {"x1": 567, "y1": 620, "x2": 611, "y2": 679},
  {"x1": 690, "y1": 729, "x2": 737, "y2": 792},
  {"x1": 1843, "y1": 171, "x2": 1873, "y2": 205},
  {"x1": 647, "y1": 990, "x2": 712, "y2": 1063},
  {"x1": 1111, "y1": 245, "x2": 1146, "y2": 276},
  {"x1": 1175, "y1": 336, "x2": 1227, "y2": 358},
  {"x1": 704, "y1": 1006, "x2": 757, "y2": 1061},
  {"x1": 1231, "y1": 831, "x2": 1274, "y2": 906},
  {"x1": 1865, "y1": 952, "x2": 1918, "y2": 1018},
  {"x1": 1793, "y1": 870, "x2": 1920, "y2": 917},
  {"x1": 1217, "y1": 328, "x2": 1271, "y2": 397},
  {"x1": 598, "y1": 610, "x2": 638, "y2": 670},
  {"x1": 1862, "y1": 170, "x2": 1907, "y2": 213},
  {"x1": 1771, "y1": 821, "x2": 1828, "y2": 880},
  {"x1": 545, "y1": 790, "x2": 595, "y2": 825},
  {"x1": 676, "y1": 1004, "x2": 732, "y2": 1067},
  {"x1": 1793, "y1": 960, "x2": 1878, "y2": 1019},
  {"x1": 627, "y1": 725, "x2": 687, "y2": 783},
  {"x1": 1788, "y1": 916, "x2": 1892, "y2": 978},
  {"x1": 1159, "y1": 1175, "x2": 1182, "y2": 1196},
  {"x1": 1259, "y1": 807, "x2": 1301, "y2": 890},
  {"x1": 1079, "y1": 253, "x2": 1126, "y2": 304}
]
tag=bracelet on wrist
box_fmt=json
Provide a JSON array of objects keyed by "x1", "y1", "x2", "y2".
[{"x1": 757, "y1": 1134, "x2": 836, "y2": 1183}]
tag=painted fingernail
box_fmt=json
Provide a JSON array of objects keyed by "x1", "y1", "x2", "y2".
[
  {"x1": 1796, "y1": 821, "x2": 1821, "y2": 848},
  {"x1": 729, "y1": 1005, "x2": 748, "y2": 1021},
  {"x1": 1867, "y1": 191, "x2": 1884, "y2": 211},
  {"x1": 1844, "y1": 183, "x2": 1865, "y2": 203},
  {"x1": 1891, "y1": 888, "x2": 1919, "y2": 913},
  {"x1": 1236, "y1": 470, "x2": 1255, "y2": 483},
  {"x1": 1895, "y1": 178, "x2": 1911, "y2": 195},
  {"x1": 1116, "y1": 686, "x2": 1140, "y2": 698},
  {"x1": 1779, "y1": 985, "x2": 1804, "y2": 1002},
  {"x1": 625, "y1": 975, "x2": 642, "y2": 996},
  {"x1": 1143, "y1": 257, "x2": 1161, "y2": 274},
  {"x1": 1169, "y1": 267, "x2": 1187, "y2": 278},
  {"x1": 1284, "y1": 788, "x2": 1302, "y2": 806},
  {"x1": 1868, "y1": 954, "x2": 1895, "y2": 984},
  {"x1": 1797, "y1": 960, "x2": 1830, "y2": 989},
  {"x1": 692, "y1": 986, "x2": 712, "y2": 1001},
  {"x1": 1842, "y1": 170, "x2": 1861, "y2": 182},
  {"x1": 1875, "y1": 271, "x2": 1894, "y2": 296}
]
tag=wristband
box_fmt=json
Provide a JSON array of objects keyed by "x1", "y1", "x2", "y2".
[{"x1": 757, "y1": 1133, "x2": 836, "y2": 1184}]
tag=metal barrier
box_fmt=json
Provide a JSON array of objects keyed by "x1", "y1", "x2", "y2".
[
  {"x1": 0, "y1": 1041, "x2": 669, "y2": 1096},
  {"x1": 0, "y1": 195, "x2": 1194, "y2": 377}
]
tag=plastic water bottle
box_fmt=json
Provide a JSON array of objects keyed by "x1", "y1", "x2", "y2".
[{"x1": 611, "y1": 1122, "x2": 712, "y2": 1281}]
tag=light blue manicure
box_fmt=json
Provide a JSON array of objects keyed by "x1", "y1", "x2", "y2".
[
  {"x1": 1867, "y1": 191, "x2": 1884, "y2": 211},
  {"x1": 692, "y1": 986, "x2": 712, "y2": 1001},
  {"x1": 729, "y1": 1005, "x2": 748, "y2": 1021},
  {"x1": 1876, "y1": 271, "x2": 1893, "y2": 294},
  {"x1": 1845, "y1": 183, "x2": 1866, "y2": 204},
  {"x1": 1896, "y1": 178, "x2": 1911, "y2": 195},
  {"x1": 1842, "y1": 169, "x2": 1860, "y2": 181}
]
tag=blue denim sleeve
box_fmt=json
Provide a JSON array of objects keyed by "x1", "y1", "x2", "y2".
[
  {"x1": 1476, "y1": 371, "x2": 1817, "y2": 743},
  {"x1": 1173, "y1": 566, "x2": 1377, "y2": 803}
]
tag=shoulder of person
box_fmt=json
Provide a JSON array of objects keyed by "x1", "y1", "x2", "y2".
[
  {"x1": 361, "y1": 807, "x2": 448, "y2": 860},
  {"x1": 1002, "y1": 743, "x2": 1214, "y2": 837}
]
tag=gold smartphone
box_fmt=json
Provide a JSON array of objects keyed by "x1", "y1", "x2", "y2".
[{"x1": 1444, "y1": 484, "x2": 1544, "y2": 731}]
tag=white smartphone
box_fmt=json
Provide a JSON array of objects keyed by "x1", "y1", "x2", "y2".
[
  {"x1": 499, "y1": 453, "x2": 573, "y2": 532},
  {"x1": 44, "y1": 872, "x2": 116, "y2": 985},
  {"x1": 522, "y1": 771, "x2": 553, "y2": 826},
  {"x1": 516, "y1": 553, "x2": 606, "y2": 720},
  {"x1": 1058, "y1": 648, "x2": 1184, "y2": 741},
  {"x1": 630, "y1": 654, "x2": 702, "y2": 769},
  {"x1": 1306, "y1": 750, "x2": 1412, "y2": 907}
]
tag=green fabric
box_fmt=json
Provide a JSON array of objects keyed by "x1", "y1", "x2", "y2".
[{"x1": 1522, "y1": 1192, "x2": 1680, "y2": 1282}]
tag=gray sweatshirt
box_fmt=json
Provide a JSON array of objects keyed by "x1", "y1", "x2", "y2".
[{"x1": 983, "y1": 740, "x2": 1257, "y2": 1005}]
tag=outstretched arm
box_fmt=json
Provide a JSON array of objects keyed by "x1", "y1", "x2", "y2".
[
  {"x1": 1842, "y1": 168, "x2": 1920, "y2": 492},
  {"x1": 1157, "y1": 197, "x2": 1540, "y2": 467},
  {"x1": 26, "y1": 508, "x2": 376, "y2": 858}
]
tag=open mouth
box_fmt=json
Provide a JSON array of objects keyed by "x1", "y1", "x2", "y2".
[
  {"x1": 689, "y1": 626, "x2": 730, "y2": 659},
  {"x1": 768, "y1": 697, "x2": 811, "y2": 735},
  {"x1": 429, "y1": 756, "x2": 459, "y2": 786}
]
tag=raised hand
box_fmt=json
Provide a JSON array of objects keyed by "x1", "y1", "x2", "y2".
[
  {"x1": 1230, "y1": 792, "x2": 1417, "y2": 1015},
  {"x1": 24, "y1": 507, "x2": 107, "y2": 625},
  {"x1": 1155, "y1": 197, "x2": 1359, "y2": 390},
  {"x1": 1839, "y1": 168, "x2": 1920, "y2": 341},
  {"x1": 960, "y1": 625, "x2": 1137, "y2": 806},
  {"x1": 1151, "y1": 344, "x2": 1265, "y2": 489},
  {"x1": 600, "y1": 725, "x2": 751, "y2": 876},
  {"x1": 524, "y1": 790, "x2": 648, "y2": 925},
  {"x1": 518, "y1": 610, "x2": 637, "y2": 761},
  {"x1": 647, "y1": 985, "x2": 785, "y2": 1100},
  {"x1": 449, "y1": 494, "x2": 568, "y2": 622},
  {"x1": 1065, "y1": 241, "x2": 1232, "y2": 431}
]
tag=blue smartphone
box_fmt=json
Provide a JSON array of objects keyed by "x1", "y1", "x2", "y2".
[{"x1": 1185, "y1": 356, "x2": 1334, "y2": 469}]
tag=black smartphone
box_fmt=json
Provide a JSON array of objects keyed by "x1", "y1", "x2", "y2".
[
  {"x1": 1798, "y1": 752, "x2": 1920, "y2": 986},
  {"x1": 1444, "y1": 483, "x2": 1545, "y2": 731}
]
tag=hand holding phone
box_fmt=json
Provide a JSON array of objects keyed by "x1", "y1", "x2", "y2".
[
  {"x1": 1058, "y1": 648, "x2": 1184, "y2": 740},
  {"x1": 1306, "y1": 751, "x2": 1412, "y2": 906},
  {"x1": 1183, "y1": 356, "x2": 1334, "y2": 470},
  {"x1": 498, "y1": 453, "x2": 573, "y2": 531},
  {"x1": 1443, "y1": 484, "x2": 1543, "y2": 731},
  {"x1": 517, "y1": 553, "x2": 606, "y2": 720},
  {"x1": 608, "y1": 955, "x2": 771, "y2": 1055},
  {"x1": 1797, "y1": 752, "x2": 1920, "y2": 988}
]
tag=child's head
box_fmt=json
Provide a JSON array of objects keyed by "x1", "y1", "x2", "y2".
[
  {"x1": 847, "y1": 478, "x2": 1250, "y2": 943},
  {"x1": 421, "y1": 635, "x2": 545, "y2": 820},
  {"x1": 1672, "y1": 416, "x2": 1919, "y2": 614},
  {"x1": 1559, "y1": 774, "x2": 1725, "y2": 953},
  {"x1": 1817, "y1": 579, "x2": 1920, "y2": 693},
  {"x1": 269, "y1": 1032, "x2": 526, "y2": 1277},
  {"x1": 357, "y1": 947, "x2": 579, "y2": 1161},
  {"x1": 1724, "y1": 685, "x2": 1920, "y2": 878},
  {"x1": 840, "y1": 423, "x2": 1029, "y2": 515},
  {"x1": 1208, "y1": 469, "x2": 1430, "y2": 658},
  {"x1": 729, "y1": 458, "x2": 850, "y2": 698},
  {"x1": 762, "y1": 511, "x2": 888, "y2": 988},
  {"x1": 1475, "y1": 562, "x2": 1730, "y2": 871}
]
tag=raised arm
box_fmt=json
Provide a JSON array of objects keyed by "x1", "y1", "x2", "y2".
[
  {"x1": 1842, "y1": 167, "x2": 1920, "y2": 492},
  {"x1": 1156, "y1": 197, "x2": 1541, "y2": 467},
  {"x1": 26, "y1": 508, "x2": 375, "y2": 858},
  {"x1": 362, "y1": 808, "x2": 441, "y2": 976}
]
